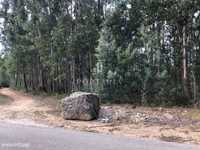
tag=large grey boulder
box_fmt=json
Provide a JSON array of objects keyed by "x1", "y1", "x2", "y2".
[{"x1": 61, "y1": 92, "x2": 100, "y2": 121}]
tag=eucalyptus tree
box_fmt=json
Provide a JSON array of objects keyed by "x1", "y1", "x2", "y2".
[{"x1": 1, "y1": 0, "x2": 200, "y2": 106}]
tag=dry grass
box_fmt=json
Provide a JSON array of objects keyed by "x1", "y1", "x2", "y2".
[
  {"x1": 0, "y1": 94, "x2": 13, "y2": 105},
  {"x1": 186, "y1": 109, "x2": 200, "y2": 121},
  {"x1": 160, "y1": 135, "x2": 187, "y2": 143}
]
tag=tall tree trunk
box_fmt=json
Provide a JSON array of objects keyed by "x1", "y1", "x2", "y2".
[
  {"x1": 23, "y1": 72, "x2": 28, "y2": 92},
  {"x1": 182, "y1": 25, "x2": 190, "y2": 99}
]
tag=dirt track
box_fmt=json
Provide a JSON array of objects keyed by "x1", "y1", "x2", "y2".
[
  {"x1": 0, "y1": 88, "x2": 62, "y2": 124},
  {"x1": 0, "y1": 88, "x2": 200, "y2": 145}
]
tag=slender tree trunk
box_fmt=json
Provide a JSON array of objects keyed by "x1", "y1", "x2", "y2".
[
  {"x1": 23, "y1": 72, "x2": 28, "y2": 92},
  {"x1": 182, "y1": 25, "x2": 190, "y2": 99},
  {"x1": 88, "y1": 51, "x2": 93, "y2": 91},
  {"x1": 15, "y1": 72, "x2": 19, "y2": 87},
  {"x1": 142, "y1": 77, "x2": 148, "y2": 105},
  {"x1": 192, "y1": 70, "x2": 197, "y2": 103}
]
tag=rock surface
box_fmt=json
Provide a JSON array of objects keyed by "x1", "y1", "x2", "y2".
[{"x1": 61, "y1": 92, "x2": 100, "y2": 121}]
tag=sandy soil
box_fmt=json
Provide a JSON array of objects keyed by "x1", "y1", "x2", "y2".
[
  {"x1": 0, "y1": 88, "x2": 56, "y2": 121},
  {"x1": 0, "y1": 88, "x2": 200, "y2": 145}
]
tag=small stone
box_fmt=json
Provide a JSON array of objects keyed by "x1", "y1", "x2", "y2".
[{"x1": 163, "y1": 113, "x2": 174, "y2": 120}]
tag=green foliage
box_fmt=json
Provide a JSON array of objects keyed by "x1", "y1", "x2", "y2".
[
  {"x1": 0, "y1": 57, "x2": 10, "y2": 87},
  {"x1": 95, "y1": 0, "x2": 200, "y2": 105},
  {"x1": 0, "y1": 0, "x2": 200, "y2": 106}
]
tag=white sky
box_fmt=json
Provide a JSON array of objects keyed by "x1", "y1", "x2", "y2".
[
  {"x1": 0, "y1": 0, "x2": 4, "y2": 52},
  {"x1": 0, "y1": 18, "x2": 3, "y2": 52}
]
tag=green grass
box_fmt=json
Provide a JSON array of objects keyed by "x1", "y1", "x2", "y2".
[{"x1": 0, "y1": 94, "x2": 13, "y2": 105}]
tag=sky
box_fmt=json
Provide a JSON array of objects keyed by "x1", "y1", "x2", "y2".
[
  {"x1": 0, "y1": 44, "x2": 3, "y2": 52},
  {"x1": 0, "y1": 0, "x2": 3, "y2": 52},
  {"x1": 0, "y1": 16, "x2": 4, "y2": 52},
  {"x1": 0, "y1": 30, "x2": 3, "y2": 53}
]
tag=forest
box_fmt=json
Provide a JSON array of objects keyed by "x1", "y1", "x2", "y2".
[{"x1": 0, "y1": 0, "x2": 200, "y2": 106}]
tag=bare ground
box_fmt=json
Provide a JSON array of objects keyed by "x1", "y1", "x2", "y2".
[{"x1": 0, "y1": 88, "x2": 200, "y2": 145}]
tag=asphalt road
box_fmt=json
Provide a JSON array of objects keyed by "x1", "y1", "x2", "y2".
[{"x1": 0, "y1": 122, "x2": 199, "y2": 150}]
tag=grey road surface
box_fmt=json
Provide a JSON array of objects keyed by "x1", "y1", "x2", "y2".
[{"x1": 0, "y1": 122, "x2": 199, "y2": 150}]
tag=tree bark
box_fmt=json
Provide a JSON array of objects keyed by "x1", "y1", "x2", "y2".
[
  {"x1": 182, "y1": 25, "x2": 190, "y2": 99},
  {"x1": 23, "y1": 73, "x2": 28, "y2": 92}
]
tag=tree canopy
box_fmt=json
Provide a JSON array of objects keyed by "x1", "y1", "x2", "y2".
[{"x1": 0, "y1": 0, "x2": 200, "y2": 106}]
